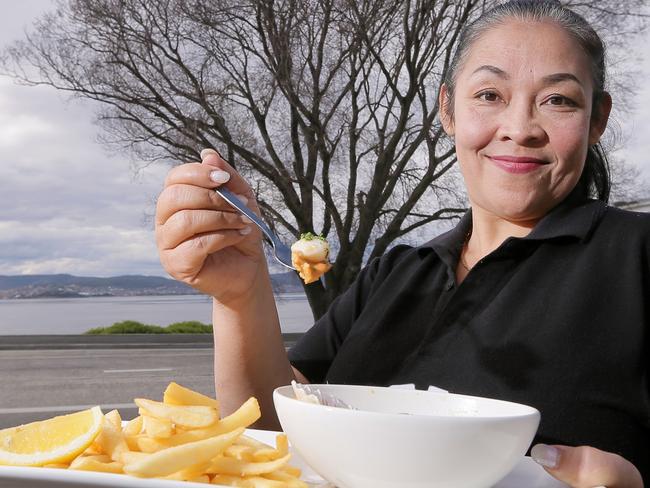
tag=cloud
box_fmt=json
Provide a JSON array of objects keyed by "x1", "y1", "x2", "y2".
[
  {"x1": 0, "y1": 72, "x2": 171, "y2": 277},
  {"x1": 0, "y1": 4, "x2": 174, "y2": 278},
  {"x1": 0, "y1": 218, "x2": 165, "y2": 276}
]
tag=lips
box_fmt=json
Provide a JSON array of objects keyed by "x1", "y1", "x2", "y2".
[{"x1": 488, "y1": 155, "x2": 549, "y2": 174}]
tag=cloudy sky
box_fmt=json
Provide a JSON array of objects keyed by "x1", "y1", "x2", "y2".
[
  {"x1": 0, "y1": 2, "x2": 648, "y2": 278},
  {"x1": 0, "y1": 1, "x2": 170, "y2": 277}
]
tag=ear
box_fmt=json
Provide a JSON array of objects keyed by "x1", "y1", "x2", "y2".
[
  {"x1": 588, "y1": 91, "x2": 612, "y2": 145},
  {"x1": 439, "y1": 84, "x2": 455, "y2": 136}
]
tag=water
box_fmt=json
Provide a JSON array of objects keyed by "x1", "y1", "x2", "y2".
[{"x1": 0, "y1": 294, "x2": 314, "y2": 335}]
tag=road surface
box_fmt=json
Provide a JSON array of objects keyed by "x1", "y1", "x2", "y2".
[{"x1": 0, "y1": 348, "x2": 217, "y2": 428}]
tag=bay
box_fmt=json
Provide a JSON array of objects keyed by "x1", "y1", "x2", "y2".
[{"x1": 0, "y1": 294, "x2": 314, "y2": 335}]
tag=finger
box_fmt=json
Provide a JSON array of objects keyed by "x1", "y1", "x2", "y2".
[
  {"x1": 531, "y1": 444, "x2": 643, "y2": 488},
  {"x1": 160, "y1": 229, "x2": 251, "y2": 282},
  {"x1": 199, "y1": 148, "x2": 256, "y2": 200},
  {"x1": 156, "y1": 184, "x2": 249, "y2": 225},
  {"x1": 164, "y1": 162, "x2": 231, "y2": 190},
  {"x1": 157, "y1": 209, "x2": 248, "y2": 250}
]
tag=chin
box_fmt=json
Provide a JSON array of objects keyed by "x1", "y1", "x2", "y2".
[{"x1": 479, "y1": 191, "x2": 556, "y2": 223}]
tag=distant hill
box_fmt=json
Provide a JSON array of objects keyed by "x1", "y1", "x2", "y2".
[
  {"x1": 0, "y1": 272, "x2": 304, "y2": 299},
  {"x1": 0, "y1": 274, "x2": 185, "y2": 291},
  {"x1": 269, "y1": 271, "x2": 304, "y2": 293}
]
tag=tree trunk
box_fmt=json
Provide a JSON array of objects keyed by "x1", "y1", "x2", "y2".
[{"x1": 302, "y1": 279, "x2": 331, "y2": 321}]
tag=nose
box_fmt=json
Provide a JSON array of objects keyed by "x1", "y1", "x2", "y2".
[{"x1": 496, "y1": 99, "x2": 547, "y2": 146}]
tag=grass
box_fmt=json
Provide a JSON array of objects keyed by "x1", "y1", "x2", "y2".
[{"x1": 85, "y1": 320, "x2": 213, "y2": 334}]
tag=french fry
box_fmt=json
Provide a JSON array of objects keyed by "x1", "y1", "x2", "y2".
[
  {"x1": 122, "y1": 415, "x2": 143, "y2": 436},
  {"x1": 207, "y1": 453, "x2": 292, "y2": 477},
  {"x1": 69, "y1": 455, "x2": 124, "y2": 474},
  {"x1": 134, "y1": 434, "x2": 168, "y2": 453},
  {"x1": 153, "y1": 397, "x2": 260, "y2": 448},
  {"x1": 120, "y1": 451, "x2": 150, "y2": 465},
  {"x1": 94, "y1": 417, "x2": 129, "y2": 462},
  {"x1": 9, "y1": 382, "x2": 303, "y2": 487},
  {"x1": 81, "y1": 443, "x2": 102, "y2": 456},
  {"x1": 189, "y1": 474, "x2": 211, "y2": 483},
  {"x1": 263, "y1": 471, "x2": 309, "y2": 488},
  {"x1": 123, "y1": 427, "x2": 244, "y2": 478},
  {"x1": 211, "y1": 474, "x2": 254, "y2": 487},
  {"x1": 78, "y1": 454, "x2": 112, "y2": 463},
  {"x1": 135, "y1": 398, "x2": 218, "y2": 428},
  {"x1": 225, "y1": 444, "x2": 256, "y2": 461},
  {"x1": 211, "y1": 397, "x2": 261, "y2": 433},
  {"x1": 275, "y1": 435, "x2": 289, "y2": 455},
  {"x1": 278, "y1": 465, "x2": 302, "y2": 478},
  {"x1": 105, "y1": 409, "x2": 122, "y2": 430},
  {"x1": 142, "y1": 414, "x2": 173, "y2": 439},
  {"x1": 165, "y1": 460, "x2": 212, "y2": 481},
  {"x1": 240, "y1": 477, "x2": 289, "y2": 488},
  {"x1": 236, "y1": 435, "x2": 274, "y2": 450},
  {"x1": 163, "y1": 381, "x2": 220, "y2": 409},
  {"x1": 251, "y1": 435, "x2": 288, "y2": 462},
  {"x1": 124, "y1": 434, "x2": 140, "y2": 452}
]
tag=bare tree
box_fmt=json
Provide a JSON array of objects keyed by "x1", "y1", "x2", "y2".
[{"x1": 2, "y1": 0, "x2": 647, "y2": 318}]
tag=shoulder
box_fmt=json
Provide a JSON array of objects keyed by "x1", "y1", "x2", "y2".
[
  {"x1": 598, "y1": 205, "x2": 650, "y2": 236},
  {"x1": 603, "y1": 205, "x2": 650, "y2": 223},
  {"x1": 588, "y1": 205, "x2": 650, "y2": 260},
  {"x1": 368, "y1": 243, "x2": 422, "y2": 273},
  {"x1": 366, "y1": 241, "x2": 442, "y2": 280}
]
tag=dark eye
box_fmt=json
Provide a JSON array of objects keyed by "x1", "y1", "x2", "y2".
[
  {"x1": 547, "y1": 95, "x2": 575, "y2": 106},
  {"x1": 478, "y1": 91, "x2": 499, "y2": 102}
]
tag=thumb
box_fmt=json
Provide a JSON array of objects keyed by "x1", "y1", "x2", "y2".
[
  {"x1": 198, "y1": 148, "x2": 262, "y2": 253},
  {"x1": 199, "y1": 148, "x2": 254, "y2": 199},
  {"x1": 531, "y1": 444, "x2": 643, "y2": 488},
  {"x1": 200, "y1": 148, "x2": 225, "y2": 168}
]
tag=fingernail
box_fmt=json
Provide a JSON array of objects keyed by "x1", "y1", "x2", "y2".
[
  {"x1": 239, "y1": 226, "x2": 252, "y2": 235},
  {"x1": 531, "y1": 444, "x2": 559, "y2": 469},
  {"x1": 209, "y1": 170, "x2": 230, "y2": 184},
  {"x1": 200, "y1": 148, "x2": 219, "y2": 159},
  {"x1": 234, "y1": 194, "x2": 248, "y2": 205},
  {"x1": 241, "y1": 215, "x2": 253, "y2": 224}
]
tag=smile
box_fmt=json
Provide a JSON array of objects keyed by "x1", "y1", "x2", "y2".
[{"x1": 487, "y1": 155, "x2": 550, "y2": 174}]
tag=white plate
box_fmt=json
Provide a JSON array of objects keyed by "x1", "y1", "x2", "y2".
[
  {"x1": 0, "y1": 428, "x2": 567, "y2": 488},
  {"x1": 0, "y1": 429, "x2": 325, "y2": 488}
]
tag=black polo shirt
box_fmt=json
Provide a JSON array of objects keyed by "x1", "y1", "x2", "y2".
[{"x1": 288, "y1": 194, "x2": 650, "y2": 482}]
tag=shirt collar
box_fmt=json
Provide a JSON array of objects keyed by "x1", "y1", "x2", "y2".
[
  {"x1": 423, "y1": 191, "x2": 608, "y2": 256},
  {"x1": 523, "y1": 193, "x2": 607, "y2": 242}
]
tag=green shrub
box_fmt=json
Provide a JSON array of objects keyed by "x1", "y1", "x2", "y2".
[
  {"x1": 85, "y1": 320, "x2": 212, "y2": 334},
  {"x1": 85, "y1": 320, "x2": 166, "y2": 334},
  {"x1": 165, "y1": 321, "x2": 213, "y2": 333}
]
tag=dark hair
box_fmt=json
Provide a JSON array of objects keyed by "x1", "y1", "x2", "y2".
[{"x1": 442, "y1": 0, "x2": 611, "y2": 202}]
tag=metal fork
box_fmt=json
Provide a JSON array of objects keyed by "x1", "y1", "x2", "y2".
[{"x1": 215, "y1": 187, "x2": 294, "y2": 270}]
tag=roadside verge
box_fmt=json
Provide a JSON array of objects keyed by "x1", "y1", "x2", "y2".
[{"x1": 0, "y1": 333, "x2": 304, "y2": 350}]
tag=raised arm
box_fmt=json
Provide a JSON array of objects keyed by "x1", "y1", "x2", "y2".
[{"x1": 155, "y1": 149, "x2": 306, "y2": 428}]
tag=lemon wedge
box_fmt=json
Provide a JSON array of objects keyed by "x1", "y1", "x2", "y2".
[{"x1": 0, "y1": 406, "x2": 103, "y2": 466}]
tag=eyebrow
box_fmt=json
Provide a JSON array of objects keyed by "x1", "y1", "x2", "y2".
[
  {"x1": 541, "y1": 72, "x2": 583, "y2": 86},
  {"x1": 471, "y1": 65, "x2": 584, "y2": 86},
  {"x1": 472, "y1": 65, "x2": 509, "y2": 79}
]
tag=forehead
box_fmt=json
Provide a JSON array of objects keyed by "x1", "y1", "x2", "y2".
[{"x1": 459, "y1": 20, "x2": 592, "y2": 85}]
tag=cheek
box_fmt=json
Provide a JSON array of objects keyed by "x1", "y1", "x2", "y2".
[
  {"x1": 548, "y1": 117, "x2": 591, "y2": 170},
  {"x1": 454, "y1": 106, "x2": 494, "y2": 150}
]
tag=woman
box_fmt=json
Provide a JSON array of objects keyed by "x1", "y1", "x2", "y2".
[{"x1": 155, "y1": 1, "x2": 648, "y2": 486}]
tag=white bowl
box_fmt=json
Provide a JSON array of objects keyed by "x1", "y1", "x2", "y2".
[{"x1": 273, "y1": 384, "x2": 540, "y2": 488}]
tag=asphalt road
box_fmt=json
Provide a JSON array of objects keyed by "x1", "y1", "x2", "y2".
[{"x1": 0, "y1": 348, "x2": 217, "y2": 428}]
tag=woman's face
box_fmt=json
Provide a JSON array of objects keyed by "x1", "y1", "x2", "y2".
[{"x1": 440, "y1": 20, "x2": 609, "y2": 222}]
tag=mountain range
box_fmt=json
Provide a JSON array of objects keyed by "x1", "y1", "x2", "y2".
[{"x1": 0, "y1": 272, "x2": 304, "y2": 299}]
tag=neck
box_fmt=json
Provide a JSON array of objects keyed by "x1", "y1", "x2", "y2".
[{"x1": 465, "y1": 206, "x2": 540, "y2": 262}]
